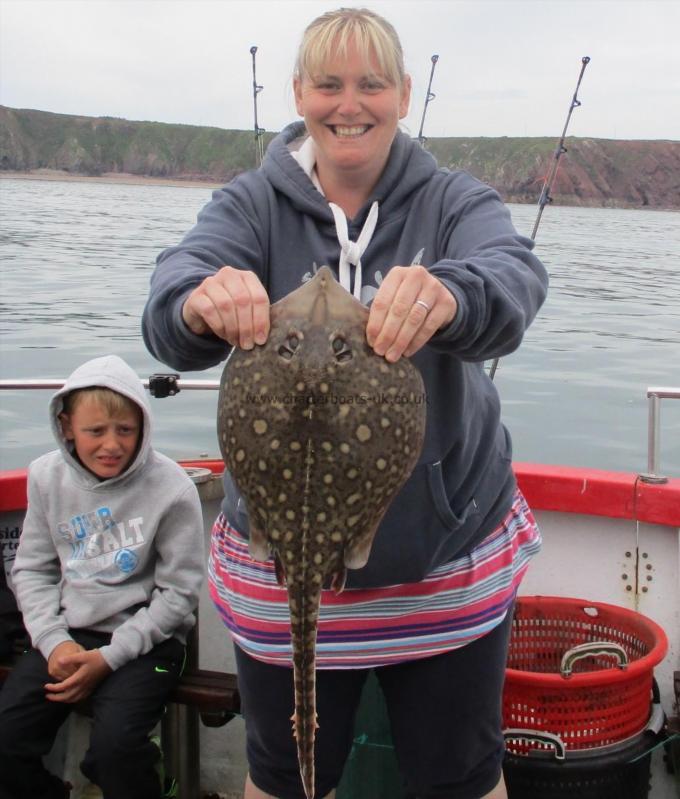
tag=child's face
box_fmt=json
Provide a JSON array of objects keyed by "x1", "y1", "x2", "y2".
[{"x1": 60, "y1": 395, "x2": 142, "y2": 479}]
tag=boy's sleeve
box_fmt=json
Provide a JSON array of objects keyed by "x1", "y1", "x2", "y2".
[
  {"x1": 12, "y1": 470, "x2": 74, "y2": 660},
  {"x1": 98, "y1": 481, "x2": 205, "y2": 671}
]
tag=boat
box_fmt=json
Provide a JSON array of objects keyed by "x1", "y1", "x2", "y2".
[{"x1": 0, "y1": 379, "x2": 678, "y2": 799}]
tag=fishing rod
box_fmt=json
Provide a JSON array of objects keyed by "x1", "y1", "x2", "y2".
[
  {"x1": 530, "y1": 56, "x2": 591, "y2": 240},
  {"x1": 250, "y1": 45, "x2": 266, "y2": 167},
  {"x1": 488, "y1": 55, "x2": 590, "y2": 381},
  {"x1": 416, "y1": 54, "x2": 439, "y2": 146}
]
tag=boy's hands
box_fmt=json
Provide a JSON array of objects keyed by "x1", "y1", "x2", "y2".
[
  {"x1": 44, "y1": 648, "x2": 112, "y2": 703},
  {"x1": 47, "y1": 640, "x2": 85, "y2": 681}
]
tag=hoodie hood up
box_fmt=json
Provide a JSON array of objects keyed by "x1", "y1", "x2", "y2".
[{"x1": 49, "y1": 355, "x2": 152, "y2": 487}]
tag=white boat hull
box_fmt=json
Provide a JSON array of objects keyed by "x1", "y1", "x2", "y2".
[{"x1": 2, "y1": 462, "x2": 678, "y2": 797}]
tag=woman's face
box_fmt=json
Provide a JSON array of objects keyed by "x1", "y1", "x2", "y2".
[{"x1": 294, "y1": 38, "x2": 411, "y2": 186}]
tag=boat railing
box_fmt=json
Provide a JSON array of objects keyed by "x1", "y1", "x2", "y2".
[
  {"x1": 1, "y1": 378, "x2": 679, "y2": 482},
  {"x1": 641, "y1": 386, "x2": 680, "y2": 485},
  {"x1": 0, "y1": 377, "x2": 221, "y2": 393}
]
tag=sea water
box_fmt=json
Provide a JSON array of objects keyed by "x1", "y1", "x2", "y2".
[{"x1": 1, "y1": 177, "x2": 679, "y2": 475}]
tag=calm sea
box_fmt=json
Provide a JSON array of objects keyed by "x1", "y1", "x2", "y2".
[{"x1": 1, "y1": 177, "x2": 679, "y2": 476}]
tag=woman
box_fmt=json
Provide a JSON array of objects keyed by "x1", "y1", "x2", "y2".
[{"x1": 142, "y1": 8, "x2": 548, "y2": 799}]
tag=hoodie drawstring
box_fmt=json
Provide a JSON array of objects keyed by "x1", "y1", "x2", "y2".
[
  {"x1": 290, "y1": 137, "x2": 380, "y2": 301},
  {"x1": 328, "y1": 201, "x2": 379, "y2": 301}
]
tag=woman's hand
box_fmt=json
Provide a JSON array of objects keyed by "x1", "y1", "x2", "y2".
[
  {"x1": 44, "y1": 648, "x2": 112, "y2": 704},
  {"x1": 366, "y1": 266, "x2": 457, "y2": 361},
  {"x1": 182, "y1": 266, "x2": 270, "y2": 349}
]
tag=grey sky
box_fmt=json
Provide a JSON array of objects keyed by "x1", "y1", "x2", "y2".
[{"x1": 1, "y1": 0, "x2": 678, "y2": 140}]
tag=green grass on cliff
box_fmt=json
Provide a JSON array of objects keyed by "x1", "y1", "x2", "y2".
[
  {"x1": 0, "y1": 106, "x2": 275, "y2": 178},
  {"x1": 1, "y1": 106, "x2": 678, "y2": 208}
]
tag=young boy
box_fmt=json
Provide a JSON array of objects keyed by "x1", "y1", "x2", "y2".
[{"x1": 0, "y1": 355, "x2": 205, "y2": 799}]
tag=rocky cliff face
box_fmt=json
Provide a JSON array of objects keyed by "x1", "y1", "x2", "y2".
[
  {"x1": 426, "y1": 136, "x2": 680, "y2": 210},
  {"x1": 2, "y1": 105, "x2": 679, "y2": 209},
  {"x1": 0, "y1": 106, "x2": 263, "y2": 181},
  {"x1": 549, "y1": 138, "x2": 680, "y2": 209}
]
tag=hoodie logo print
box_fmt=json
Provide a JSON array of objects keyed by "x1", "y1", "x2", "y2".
[
  {"x1": 360, "y1": 271, "x2": 383, "y2": 305},
  {"x1": 58, "y1": 506, "x2": 116, "y2": 541},
  {"x1": 302, "y1": 262, "x2": 322, "y2": 283},
  {"x1": 57, "y1": 506, "x2": 146, "y2": 578},
  {"x1": 360, "y1": 249, "x2": 426, "y2": 304},
  {"x1": 115, "y1": 549, "x2": 139, "y2": 573},
  {"x1": 301, "y1": 248, "x2": 426, "y2": 305}
]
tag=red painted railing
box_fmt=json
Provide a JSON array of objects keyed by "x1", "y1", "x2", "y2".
[{"x1": 2, "y1": 462, "x2": 679, "y2": 527}]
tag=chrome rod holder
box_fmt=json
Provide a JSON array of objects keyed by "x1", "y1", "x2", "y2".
[{"x1": 640, "y1": 387, "x2": 680, "y2": 484}]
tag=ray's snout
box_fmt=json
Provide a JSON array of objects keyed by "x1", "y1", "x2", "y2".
[{"x1": 271, "y1": 266, "x2": 369, "y2": 330}]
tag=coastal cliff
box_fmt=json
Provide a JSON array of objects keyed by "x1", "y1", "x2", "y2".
[{"x1": 2, "y1": 105, "x2": 679, "y2": 209}]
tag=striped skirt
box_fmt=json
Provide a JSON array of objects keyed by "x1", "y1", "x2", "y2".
[{"x1": 208, "y1": 490, "x2": 541, "y2": 669}]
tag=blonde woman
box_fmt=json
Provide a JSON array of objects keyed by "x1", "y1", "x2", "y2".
[{"x1": 143, "y1": 8, "x2": 548, "y2": 799}]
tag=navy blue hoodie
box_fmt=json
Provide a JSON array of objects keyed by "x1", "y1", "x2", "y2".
[{"x1": 142, "y1": 122, "x2": 548, "y2": 588}]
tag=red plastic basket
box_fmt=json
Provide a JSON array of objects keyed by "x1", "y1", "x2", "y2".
[{"x1": 503, "y1": 596, "x2": 668, "y2": 754}]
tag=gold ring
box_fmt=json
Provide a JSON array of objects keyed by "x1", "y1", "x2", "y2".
[{"x1": 415, "y1": 299, "x2": 431, "y2": 313}]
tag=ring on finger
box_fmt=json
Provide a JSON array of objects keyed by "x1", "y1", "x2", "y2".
[{"x1": 414, "y1": 298, "x2": 431, "y2": 313}]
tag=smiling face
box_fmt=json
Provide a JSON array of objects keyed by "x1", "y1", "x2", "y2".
[
  {"x1": 294, "y1": 38, "x2": 411, "y2": 193},
  {"x1": 60, "y1": 392, "x2": 142, "y2": 480}
]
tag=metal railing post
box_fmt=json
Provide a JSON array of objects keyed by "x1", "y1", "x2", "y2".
[
  {"x1": 647, "y1": 393, "x2": 661, "y2": 478},
  {"x1": 640, "y1": 387, "x2": 680, "y2": 484}
]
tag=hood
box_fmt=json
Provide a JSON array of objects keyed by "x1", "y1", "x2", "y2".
[
  {"x1": 261, "y1": 121, "x2": 439, "y2": 223},
  {"x1": 49, "y1": 355, "x2": 152, "y2": 487},
  {"x1": 261, "y1": 122, "x2": 441, "y2": 301}
]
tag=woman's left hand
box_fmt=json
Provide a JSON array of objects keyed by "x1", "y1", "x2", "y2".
[{"x1": 366, "y1": 266, "x2": 457, "y2": 361}]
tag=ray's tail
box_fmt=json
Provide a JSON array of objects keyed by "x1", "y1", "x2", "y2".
[{"x1": 288, "y1": 579, "x2": 322, "y2": 799}]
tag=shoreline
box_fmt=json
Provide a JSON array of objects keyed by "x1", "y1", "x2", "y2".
[
  {"x1": 2, "y1": 169, "x2": 676, "y2": 212},
  {"x1": 0, "y1": 169, "x2": 224, "y2": 189}
]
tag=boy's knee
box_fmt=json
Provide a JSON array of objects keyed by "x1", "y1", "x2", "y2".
[
  {"x1": 0, "y1": 719, "x2": 30, "y2": 754},
  {"x1": 88, "y1": 720, "x2": 156, "y2": 764},
  {"x1": 0, "y1": 721, "x2": 11, "y2": 749}
]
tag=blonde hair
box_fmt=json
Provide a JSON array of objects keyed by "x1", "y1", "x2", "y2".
[
  {"x1": 62, "y1": 387, "x2": 141, "y2": 421},
  {"x1": 295, "y1": 7, "x2": 405, "y2": 87}
]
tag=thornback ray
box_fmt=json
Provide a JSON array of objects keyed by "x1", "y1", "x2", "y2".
[{"x1": 217, "y1": 265, "x2": 426, "y2": 799}]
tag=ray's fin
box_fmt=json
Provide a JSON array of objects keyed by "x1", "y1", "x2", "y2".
[
  {"x1": 330, "y1": 568, "x2": 347, "y2": 594},
  {"x1": 343, "y1": 524, "x2": 380, "y2": 569},
  {"x1": 274, "y1": 554, "x2": 287, "y2": 586},
  {"x1": 247, "y1": 521, "x2": 270, "y2": 562}
]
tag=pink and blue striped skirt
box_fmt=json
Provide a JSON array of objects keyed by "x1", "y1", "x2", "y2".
[{"x1": 208, "y1": 490, "x2": 541, "y2": 669}]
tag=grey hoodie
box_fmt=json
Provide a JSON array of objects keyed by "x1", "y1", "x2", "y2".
[
  {"x1": 12, "y1": 355, "x2": 204, "y2": 670},
  {"x1": 142, "y1": 123, "x2": 548, "y2": 588}
]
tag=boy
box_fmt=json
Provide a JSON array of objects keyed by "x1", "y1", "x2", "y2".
[{"x1": 0, "y1": 355, "x2": 204, "y2": 799}]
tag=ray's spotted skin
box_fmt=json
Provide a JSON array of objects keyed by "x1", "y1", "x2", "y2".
[{"x1": 217, "y1": 266, "x2": 426, "y2": 798}]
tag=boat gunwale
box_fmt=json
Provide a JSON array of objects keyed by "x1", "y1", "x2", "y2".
[{"x1": 1, "y1": 461, "x2": 679, "y2": 528}]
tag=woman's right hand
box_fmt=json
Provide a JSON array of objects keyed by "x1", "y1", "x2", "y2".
[{"x1": 182, "y1": 265, "x2": 270, "y2": 349}]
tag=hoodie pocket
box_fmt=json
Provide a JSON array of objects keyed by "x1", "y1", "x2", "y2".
[
  {"x1": 61, "y1": 582, "x2": 150, "y2": 629},
  {"x1": 426, "y1": 461, "x2": 478, "y2": 530}
]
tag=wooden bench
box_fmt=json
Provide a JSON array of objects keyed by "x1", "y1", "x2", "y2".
[{"x1": 162, "y1": 630, "x2": 241, "y2": 799}]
